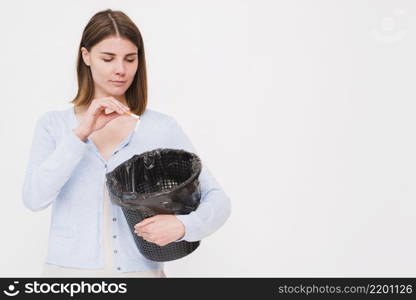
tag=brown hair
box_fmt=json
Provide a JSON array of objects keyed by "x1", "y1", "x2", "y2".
[{"x1": 69, "y1": 9, "x2": 147, "y2": 115}]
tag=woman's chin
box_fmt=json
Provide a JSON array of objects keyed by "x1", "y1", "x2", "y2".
[{"x1": 107, "y1": 87, "x2": 127, "y2": 95}]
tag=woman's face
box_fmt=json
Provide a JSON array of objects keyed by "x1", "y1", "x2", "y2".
[{"x1": 81, "y1": 36, "x2": 138, "y2": 100}]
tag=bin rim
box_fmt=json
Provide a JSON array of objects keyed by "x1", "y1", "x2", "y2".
[{"x1": 105, "y1": 148, "x2": 202, "y2": 204}]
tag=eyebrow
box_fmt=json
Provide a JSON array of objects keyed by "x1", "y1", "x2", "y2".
[{"x1": 99, "y1": 52, "x2": 138, "y2": 56}]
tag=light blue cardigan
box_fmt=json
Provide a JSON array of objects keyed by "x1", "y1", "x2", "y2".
[{"x1": 22, "y1": 106, "x2": 231, "y2": 272}]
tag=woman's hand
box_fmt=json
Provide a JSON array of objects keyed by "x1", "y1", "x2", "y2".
[
  {"x1": 73, "y1": 97, "x2": 131, "y2": 141},
  {"x1": 134, "y1": 215, "x2": 185, "y2": 247}
]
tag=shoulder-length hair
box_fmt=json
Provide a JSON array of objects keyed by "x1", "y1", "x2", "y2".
[{"x1": 70, "y1": 9, "x2": 147, "y2": 115}]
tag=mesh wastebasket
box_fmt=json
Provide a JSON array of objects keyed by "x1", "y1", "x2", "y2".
[{"x1": 105, "y1": 148, "x2": 202, "y2": 262}]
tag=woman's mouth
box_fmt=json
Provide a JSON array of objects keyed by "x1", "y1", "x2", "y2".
[{"x1": 110, "y1": 80, "x2": 126, "y2": 86}]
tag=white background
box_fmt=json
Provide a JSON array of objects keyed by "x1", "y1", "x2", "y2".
[{"x1": 1, "y1": 0, "x2": 416, "y2": 277}]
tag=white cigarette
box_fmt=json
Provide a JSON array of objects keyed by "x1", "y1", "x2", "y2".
[{"x1": 125, "y1": 111, "x2": 140, "y2": 119}]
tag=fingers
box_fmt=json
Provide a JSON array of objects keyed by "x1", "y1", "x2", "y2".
[
  {"x1": 103, "y1": 99, "x2": 125, "y2": 115},
  {"x1": 106, "y1": 97, "x2": 130, "y2": 114},
  {"x1": 133, "y1": 225, "x2": 169, "y2": 246},
  {"x1": 134, "y1": 217, "x2": 156, "y2": 230},
  {"x1": 92, "y1": 97, "x2": 130, "y2": 115},
  {"x1": 134, "y1": 228, "x2": 152, "y2": 242},
  {"x1": 135, "y1": 228, "x2": 149, "y2": 238},
  {"x1": 133, "y1": 216, "x2": 164, "y2": 244},
  {"x1": 138, "y1": 234, "x2": 168, "y2": 247},
  {"x1": 134, "y1": 218, "x2": 155, "y2": 241}
]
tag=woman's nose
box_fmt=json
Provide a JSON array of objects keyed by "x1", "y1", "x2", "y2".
[{"x1": 114, "y1": 61, "x2": 126, "y2": 75}]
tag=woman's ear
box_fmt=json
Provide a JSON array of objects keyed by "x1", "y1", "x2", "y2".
[{"x1": 80, "y1": 47, "x2": 91, "y2": 67}]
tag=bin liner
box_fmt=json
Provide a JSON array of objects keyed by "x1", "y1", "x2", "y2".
[{"x1": 105, "y1": 148, "x2": 202, "y2": 262}]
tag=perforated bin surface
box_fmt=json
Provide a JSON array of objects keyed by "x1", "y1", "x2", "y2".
[{"x1": 106, "y1": 148, "x2": 202, "y2": 262}]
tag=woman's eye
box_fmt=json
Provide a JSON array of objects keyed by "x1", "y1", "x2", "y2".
[{"x1": 102, "y1": 59, "x2": 136, "y2": 63}]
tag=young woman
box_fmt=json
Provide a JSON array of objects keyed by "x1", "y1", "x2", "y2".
[{"x1": 22, "y1": 9, "x2": 231, "y2": 278}]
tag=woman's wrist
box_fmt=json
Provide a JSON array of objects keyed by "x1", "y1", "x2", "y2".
[{"x1": 73, "y1": 127, "x2": 90, "y2": 142}]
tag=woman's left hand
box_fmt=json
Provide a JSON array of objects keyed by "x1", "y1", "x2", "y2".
[{"x1": 134, "y1": 215, "x2": 185, "y2": 246}]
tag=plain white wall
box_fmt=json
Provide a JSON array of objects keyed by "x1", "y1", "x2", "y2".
[{"x1": 1, "y1": 0, "x2": 416, "y2": 277}]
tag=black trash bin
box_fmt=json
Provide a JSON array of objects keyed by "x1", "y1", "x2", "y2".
[{"x1": 105, "y1": 148, "x2": 202, "y2": 262}]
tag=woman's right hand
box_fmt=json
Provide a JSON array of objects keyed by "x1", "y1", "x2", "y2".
[{"x1": 73, "y1": 97, "x2": 131, "y2": 141}]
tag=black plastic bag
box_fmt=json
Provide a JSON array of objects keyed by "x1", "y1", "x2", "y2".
[{"x1": 105, "y1": 148, "x2": 202, "y2": 262}]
